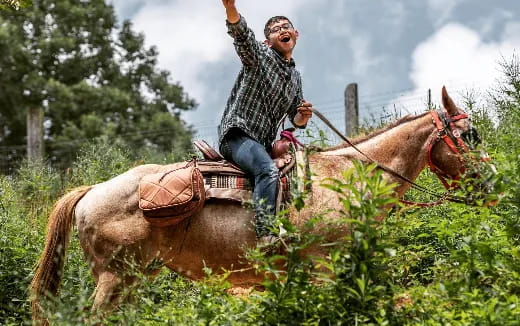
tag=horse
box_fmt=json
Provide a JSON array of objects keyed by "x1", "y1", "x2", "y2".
[{"x1": 30, "y1": 87, "x2": 488, "y2": 323}]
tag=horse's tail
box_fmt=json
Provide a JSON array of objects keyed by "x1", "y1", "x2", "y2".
[{"x1": 30, "y1": 185, "x2": 92, "y2": 325}]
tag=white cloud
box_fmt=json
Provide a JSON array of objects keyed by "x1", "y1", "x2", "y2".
[
  {"x1": 391, "y1": 22, "x2": 520, "y2": 112},
  {"x1": 350, "y1": 34, "x2": 383, "y2": 76},
  {"x1": 130, "y1": 2, "x2": 229, "y2": 103},
  {"x1": 112, "y1": 0, "x2": 311, "y2": 124},
  {"x1": 107, "y1": 0, "x2": 520, "y2": 135}
]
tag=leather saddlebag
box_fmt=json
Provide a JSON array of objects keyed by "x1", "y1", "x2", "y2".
[{"x1": 139, "y1": 164, "x2": 205, "y2": 227}]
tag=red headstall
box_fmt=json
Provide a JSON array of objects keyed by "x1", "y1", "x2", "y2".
[
  {"x1": 427, "y1": 109, "x2": 469, "y2": 189},
  {"x1": 309, "y1": 106, "x2": 489, "y2": 207},
  {"x1": 401, "y1": 109, "x2": 482, "y2": 207}
]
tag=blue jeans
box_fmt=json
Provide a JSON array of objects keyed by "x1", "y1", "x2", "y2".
[{"x1": 220, "y1": 129, "x2": 278, "y2": 237}]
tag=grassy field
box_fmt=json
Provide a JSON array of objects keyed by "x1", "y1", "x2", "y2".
[{"x1": 1, "y1": 61, "x2": 520, "y2": 325}]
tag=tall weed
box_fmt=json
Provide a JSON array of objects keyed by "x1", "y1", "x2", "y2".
[
  {"x1": 0, "y1": 175, "x2": 45, "y2": 323},
  {"x1": 2, "y1": 56, "x2": 520, "y2": 325},
  {"x1": 70, "y1": 138, "x2": 133, "y2": 186},
  {"x1": 246, "y1": 162, "x2": 399, "y2": 325}
]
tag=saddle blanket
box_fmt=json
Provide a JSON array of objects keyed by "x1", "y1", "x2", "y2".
[{"x1": 138, "y1": 151, "x2": 307, "y2": 224}]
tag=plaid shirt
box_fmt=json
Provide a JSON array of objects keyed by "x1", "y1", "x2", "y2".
[{"x1": 218, "y1": 16, "x2": 304, "y2": 151}]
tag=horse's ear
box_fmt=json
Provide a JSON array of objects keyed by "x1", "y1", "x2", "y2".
[{"x1": 441, "y1": 86, "x2": 458, "y2": 114}]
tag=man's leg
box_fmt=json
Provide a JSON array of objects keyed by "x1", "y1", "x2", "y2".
[{"x1": 224, "y1": 133, "x2": 278, "y2": 237}]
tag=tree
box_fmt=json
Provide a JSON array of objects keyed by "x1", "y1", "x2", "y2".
[
  {"x1": 0, "y1": 0, "x2": 31, "y2": 10},
  {"x1": 0, "y1": 0, "x2": 196, "y2": 171}
]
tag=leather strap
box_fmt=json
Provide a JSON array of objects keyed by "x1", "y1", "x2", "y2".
[{"x1": 310, "y1": 107, "x2": 469, "y2": 204}]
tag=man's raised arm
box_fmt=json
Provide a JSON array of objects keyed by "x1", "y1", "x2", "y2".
[
  {"x1": 221, "y1": 0, "x2": 240, "y2": 23},
  {"x1": 220, "y1": 0, "x2": 261, "y2": 66}
]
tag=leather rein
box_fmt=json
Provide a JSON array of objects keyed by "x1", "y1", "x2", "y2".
[{"x1": 310, "y1": 107, "x2": 479, "y2": 206}]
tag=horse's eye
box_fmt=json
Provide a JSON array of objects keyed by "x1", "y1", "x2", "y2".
[{"x1": 461, "y1": 128, "x2": 481, "y2": 148}]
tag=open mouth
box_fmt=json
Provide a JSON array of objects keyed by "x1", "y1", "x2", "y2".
[{"x1": 280, "y1": 35, "x2": 291, "y2": 43}]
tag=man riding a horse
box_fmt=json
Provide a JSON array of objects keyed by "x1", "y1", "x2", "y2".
[
  {"x1": 31, "y1": 84, "x2": 492, "y2": 325},
  {"x1": 218, "y1": 0, "x2": 313, "y2": 246},
  {"x1": 29, "y1": 4, "x2": 498, "y2": 325}
]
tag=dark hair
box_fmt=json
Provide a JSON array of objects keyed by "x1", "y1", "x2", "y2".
[{"x1": 264, "y1": 16, "x2": 294, "y2": 38}]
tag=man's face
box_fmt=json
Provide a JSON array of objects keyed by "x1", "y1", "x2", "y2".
[{"x1": 265, "y1": 19, "x2": 299, "y2": 57}]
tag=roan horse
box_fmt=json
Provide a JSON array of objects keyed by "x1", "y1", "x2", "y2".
[{"x1": 31, "y1": 87, "x2": 486, "y2": 323}]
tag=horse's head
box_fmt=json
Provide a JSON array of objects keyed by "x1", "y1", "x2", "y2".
[{"x1": 428, "y1": 87, "x2": 495, "y2": 197}]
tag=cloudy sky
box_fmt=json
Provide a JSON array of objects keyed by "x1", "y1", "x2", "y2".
[{"x1": 109, "y1": 0, "x2": 520, "y2": 145}]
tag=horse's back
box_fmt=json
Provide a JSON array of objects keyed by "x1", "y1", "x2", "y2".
[
  {"x1": 72, "y1": 162, "x2": 261, "y2": 284},
  {"x1": 74, "y1": 163, "x2": 184, "y2": 256},
  {"x1": 76, "y1": 163, "x2": 183, "y2": 219}
]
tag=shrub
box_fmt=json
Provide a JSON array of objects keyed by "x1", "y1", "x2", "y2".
[{"x1": 69, "y1": 137, "x2": 134, "y2": 186}]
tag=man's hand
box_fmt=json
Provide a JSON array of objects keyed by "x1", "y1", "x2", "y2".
[
  {"x1": 294, "y1": 100, "x2": 313, "y2": 127},
  {"x1": 221, "y1": 0, "x2": 235, "y2": 8},
  {"x1": 221, "y1": 0, "x2": 239, "y2": 23}
]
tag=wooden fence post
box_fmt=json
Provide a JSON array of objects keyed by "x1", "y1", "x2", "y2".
[
  {"x1": 428, "y1": 88, "x2": 432, "y2": 110},
  {"x1": 345, "y1": 83, "x2": 359, "y2": 137},
  {"x1": 26, "y1": 1, "x2": 45, "y2": 162},
  {"x1": 27, "y1": 107, "x2": 44, "y2": 161}
]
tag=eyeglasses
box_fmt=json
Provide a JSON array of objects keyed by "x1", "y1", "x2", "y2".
[{"x1": 269, "y1": 23, "x2": 293, "y2": 35}]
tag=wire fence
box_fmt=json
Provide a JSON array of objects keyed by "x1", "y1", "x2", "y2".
[
  {"x1": 0, "y1": 83, "x2": 487, "y2": 175},
  {"x1": 191, "y1": 86, "x2": 437, "y2": 147}
]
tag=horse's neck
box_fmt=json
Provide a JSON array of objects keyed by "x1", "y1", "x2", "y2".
[{"x1": 315, "y1": 114, "x2": 435, "y2": 195}]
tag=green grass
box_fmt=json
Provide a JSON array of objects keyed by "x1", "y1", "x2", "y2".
[{"x1": 1, "y1": 59, "x2": 520, "y2": 325}]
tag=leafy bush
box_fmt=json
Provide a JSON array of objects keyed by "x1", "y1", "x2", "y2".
[
  {"x1": 235, "y1": 162, "x2": 399, "y2": 325},
  {"x1": 2, "y1": 57, "x2": 520, "y2": 325},
  {"x1": 69, "y1": 137, "x2": 134, "y2": 186},
  {"x1": 15, "y1": 159, "x2": 63, "y2": 219},
  {"x1": 0, "y1": 175, "x2": 44, "y2": 323}
]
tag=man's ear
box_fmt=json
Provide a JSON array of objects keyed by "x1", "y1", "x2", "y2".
[
  {"x1": 264, "y1": 39, "x2": 272, "y2": 47},
  {"x1": 294, "y1": 29, "x2": 299, "y2": 39}
]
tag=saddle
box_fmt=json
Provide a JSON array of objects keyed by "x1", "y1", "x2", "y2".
[
  {"x1": 193, "y1": 139, "x2": 297, "y2": 203},
  {"x1": 139, "y1": 135, "x2": 303, "y2": 227}
]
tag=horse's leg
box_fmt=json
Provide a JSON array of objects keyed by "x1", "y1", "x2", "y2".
[
  {"x1": 88, "y1": 270, "x2": 142, "y2": 326},
  {"x1": 91, "y1": 271, "x2": 123, "y2": 311},
  {"x1": 99, "y1": 274, "x2": 141, "y2": 307},
  {"x1": 79, "y1": 212, "x2": 162, "y2": 313}
]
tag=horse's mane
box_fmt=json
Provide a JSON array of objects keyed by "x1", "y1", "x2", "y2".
[{"x1": 321, "y1": 111, "x2": 430, "y2": 152}]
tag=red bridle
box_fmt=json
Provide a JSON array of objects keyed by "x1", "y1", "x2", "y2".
[
  {"x1": 309, "y1": 107, "x2": 488, "y2": 207},
  {"x1": 401, "y1": 109, "x2": 488, "y2": 207},
  {"x1": 427, "y1": 109, "x2": 470, "y2": 189}
]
